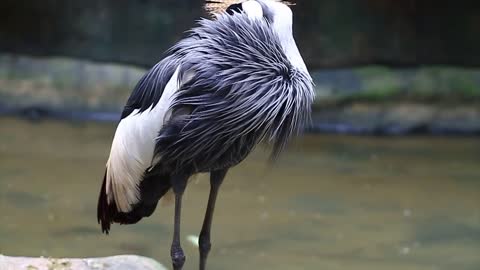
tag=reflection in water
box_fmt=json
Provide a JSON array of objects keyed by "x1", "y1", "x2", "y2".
[{"x1": 0, "y1": 117, "x2": 479, "y2": 270}]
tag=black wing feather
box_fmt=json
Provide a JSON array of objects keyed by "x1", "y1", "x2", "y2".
[{"x1": 120, "y1": 55, "x2": 180, "y2": 119}]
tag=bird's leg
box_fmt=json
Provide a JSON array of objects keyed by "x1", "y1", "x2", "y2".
[
  {"x1": 170, "y1": 173, "x2": 189, "y2": 270},
  {"x1": 199, "y1": 169, "x2": 228, "y2": 270}
]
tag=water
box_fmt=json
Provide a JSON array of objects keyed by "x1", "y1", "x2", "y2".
[{"x1": 0, "y1": 117, "x2": 479, "y2": 270}]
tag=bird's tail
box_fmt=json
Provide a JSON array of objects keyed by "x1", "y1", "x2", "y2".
[{"x1": 97, "y1": 169, "x2": 171, "y2": 234}]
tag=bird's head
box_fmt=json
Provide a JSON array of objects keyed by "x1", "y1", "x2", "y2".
[
  {"x1": 204, "y1": 0, "x2": 308, "y2": 73},
  {"x1": 205, "y1": 0, "x2": 294, "y2": 17}
]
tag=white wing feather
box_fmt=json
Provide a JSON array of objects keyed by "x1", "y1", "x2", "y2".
[{"x1": 106, "y1": 66, "x2": 181, "y2": 212}]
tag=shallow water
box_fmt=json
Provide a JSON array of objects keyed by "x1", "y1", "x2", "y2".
[{"x1": 0, "y1": 117, "x2": 479, "y2": 270}]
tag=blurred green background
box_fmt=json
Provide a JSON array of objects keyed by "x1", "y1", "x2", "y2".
[{"x1": 1, "y1": 0, "x2": 480, "y2": 134}]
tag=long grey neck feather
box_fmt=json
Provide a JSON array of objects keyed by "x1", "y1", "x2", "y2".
[
  {"x1": 270, "y1": 8, "x2": 309, "y2": 75},
  {"x1": 282, "y1": 34, "x2": 309, "y2": 74}
]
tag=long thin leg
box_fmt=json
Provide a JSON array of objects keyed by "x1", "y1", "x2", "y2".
[
  {"x1": 199, "y1": 169, "x2": 228, "y2": 270},
  {"x1": 170, "y1": 174, "x2": 189, "y2": 270}
]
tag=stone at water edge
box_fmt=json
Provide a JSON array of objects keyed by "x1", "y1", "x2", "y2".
[{"x1": 0, "y1": 254, "x2": 167, "y2": 270}]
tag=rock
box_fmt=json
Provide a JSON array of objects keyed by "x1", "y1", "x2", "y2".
[
  {"x1": 311, "y1": 103, "x2": 480, "y2": 135},
  {"x1": 431, "y1": 107, "x2": 480, "y2": 134},
  {"x1": 3, "y1": 54, "x2": 480, "y2": 115},
  {"x1": 0, "y1": 54, "x2": 143, "y2": 113},
  {"x1": 0, "y1": 255, "x2": 167, "y2": 270},
  {"x1": 2, "y1": 53, "x2": 480, "y2": 135}
]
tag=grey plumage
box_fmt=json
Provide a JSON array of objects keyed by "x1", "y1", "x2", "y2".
[{"x1": 153, "y1": 12, "x2": 315, "y2": 174}]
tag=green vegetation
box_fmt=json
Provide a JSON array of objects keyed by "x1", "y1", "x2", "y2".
[{"x1": 313, "y1": 66, "x2": 480, "y2": 107}]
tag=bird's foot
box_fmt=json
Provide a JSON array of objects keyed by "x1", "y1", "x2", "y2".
[
  {"x1": 199, "y1": 233, "x2": 211, "y2": 270},
  {"x1": 171, "y1": 247, "x2": 186, "y2": 270}
]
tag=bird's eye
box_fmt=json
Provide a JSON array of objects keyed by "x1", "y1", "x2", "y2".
[{"x1": 226, "y1": 3, "x2": 243, "y2": 15}]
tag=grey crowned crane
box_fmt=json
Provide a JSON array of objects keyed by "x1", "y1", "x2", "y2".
[{"x1": 96, "y1": 0, "x2": 314, "y2": 269}]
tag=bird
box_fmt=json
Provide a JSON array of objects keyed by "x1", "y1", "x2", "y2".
[{"x1": 96, "y1": 0, "x2": 315, "y2": 269}]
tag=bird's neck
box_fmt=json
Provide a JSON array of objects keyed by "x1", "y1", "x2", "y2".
[
  {"x1": 280, "y1": 34, "x2": 309, "y2": 74},
  {"x1": 269, "y1": 8, "x2": 309, "y2": 74}
]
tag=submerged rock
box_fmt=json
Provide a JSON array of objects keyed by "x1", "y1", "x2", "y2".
[
  {"x1": 311, "y1": 103, "x2": 480, "y2": 135},
  {"x1": 0, "y1": 255, "x2": 167, "y2": 270}
]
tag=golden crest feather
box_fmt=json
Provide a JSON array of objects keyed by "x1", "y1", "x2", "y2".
[{"x1": 204, "y1": 0, "x2": 294, "y2": 16}]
